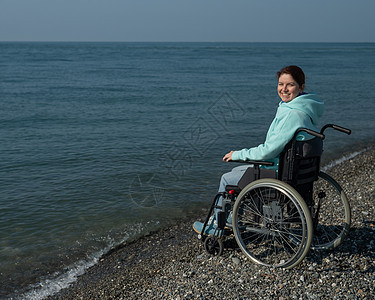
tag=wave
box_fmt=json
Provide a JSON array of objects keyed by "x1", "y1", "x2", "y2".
[
  {"x1": 12, "y1": 222, "x2": 152, "y2": 300},
  {"x1": 16, "y1": 255, "x2": 104, "y2": 300},
  {"x1": 13, "y1": 245, "x2": 112, "y2": 300},
  {"x1": 321, "y1": 148, "x2": 367, "y2": 171}
]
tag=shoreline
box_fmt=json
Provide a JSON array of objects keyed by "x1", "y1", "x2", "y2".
[{"x1": 45, "y1": 144, "x2": 375, "y2": 299}]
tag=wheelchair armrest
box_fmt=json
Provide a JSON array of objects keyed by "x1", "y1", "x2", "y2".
[{"x1": 230, "y1": 160, "x2": 274, "y2": 166}]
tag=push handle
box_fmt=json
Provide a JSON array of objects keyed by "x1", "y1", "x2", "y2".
[
  {"x1": 320, "y1": 124, "x2": 351, "y2": 135},
  {"x1": 332, "y1": 124, "x2": 351, "y2": 135}
]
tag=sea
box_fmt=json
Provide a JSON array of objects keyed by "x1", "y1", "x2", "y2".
[{"x1": 1, "y1": 42, "x2": 375, "y2": 299}]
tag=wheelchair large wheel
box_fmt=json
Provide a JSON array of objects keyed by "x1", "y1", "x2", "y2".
[
  {"x1": 232, "y1": 179, "x2": 313, "y2": 269},
  {"x1": 310, "y1": 172, "x2": 351, "y2": 250}
]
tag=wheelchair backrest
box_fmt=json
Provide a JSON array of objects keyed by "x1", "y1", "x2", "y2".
[{"x1": 278, "y1": 137, "x2": 323, "y2": 187}]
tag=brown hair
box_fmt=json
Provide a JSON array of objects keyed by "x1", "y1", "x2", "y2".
[{"x1": 277, "y1": 65, "x2": 305, "y2": 88}]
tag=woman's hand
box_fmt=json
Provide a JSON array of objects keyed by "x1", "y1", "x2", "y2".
[{"x1": 223, "y1": 151, "x2": 234, "y2": 162}]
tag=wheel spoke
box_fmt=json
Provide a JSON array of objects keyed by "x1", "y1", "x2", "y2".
[
  {"x1": 233, "y1": 179, "x2": 312, "y2": 269},
  {"x1": 310, "y1": 172, "x2": 351, "y2": 250}
]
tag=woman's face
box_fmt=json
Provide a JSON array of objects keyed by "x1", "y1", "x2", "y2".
[{"x1": 277, "y1": 73, "x2": 304, "y2": 103}]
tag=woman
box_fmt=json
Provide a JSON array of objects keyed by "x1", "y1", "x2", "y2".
[{"x1": 193, "y1": 65, "x2": 324, "y2": 235}]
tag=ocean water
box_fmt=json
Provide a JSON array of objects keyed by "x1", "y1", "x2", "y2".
[{"x1": 1, "y1": 42, "x2": 375, "y2": 298}]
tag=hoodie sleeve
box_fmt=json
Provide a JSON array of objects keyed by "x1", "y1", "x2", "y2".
[{"x1": 231, "y1": 109, "x2": 308, "y2": 161}]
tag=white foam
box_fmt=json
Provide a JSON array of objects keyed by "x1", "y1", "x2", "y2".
[
  {"x1": 321, "y1": 149, "x2": 366, "y2": 172},
  {"x1": 16, "y1": 248, "x2": 108, "y2": 300},
  {"x1": 15, "y1": 222, "x2": 150, "y2": 300}
]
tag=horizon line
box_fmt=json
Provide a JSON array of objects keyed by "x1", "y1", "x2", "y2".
[{"x1": 1, "y1": 40, "x2": 375, "y2": 44}]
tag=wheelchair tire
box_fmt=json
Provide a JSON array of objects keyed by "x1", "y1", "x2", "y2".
[
  {"x1": 232, "y1": 179, "x2": 313, "y2": 269},
  {"x1": 204, "y1": 236, "x2": 223, "y2": 256},
  {"x1": 310, "y1": 171, "x2": 351, "y2": 250}
]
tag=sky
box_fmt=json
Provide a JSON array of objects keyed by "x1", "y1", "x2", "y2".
[{"x1": 1, "y1": 0, "x2": 374, "y2": 43}]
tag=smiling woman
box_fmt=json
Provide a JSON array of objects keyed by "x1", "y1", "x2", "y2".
[
  {"x1": 222, "y1": 65, "x2": 323, "y2": 163},
  {"x1": 194, "y1": 65, "x2": 325, "y2": 234}
]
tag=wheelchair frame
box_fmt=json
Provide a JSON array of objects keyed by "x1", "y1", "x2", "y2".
[{"x1": 197, "y1": 124, "x2": 352, "y2": 269}]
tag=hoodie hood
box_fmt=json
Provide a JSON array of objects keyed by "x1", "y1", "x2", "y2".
[{"x1": 281, "y1": 93, "x2": 324, "y2": 125}]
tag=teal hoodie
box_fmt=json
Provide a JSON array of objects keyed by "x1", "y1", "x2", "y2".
[{"x1": 231, "y1": 93, "x2": 324, "y2": 168}]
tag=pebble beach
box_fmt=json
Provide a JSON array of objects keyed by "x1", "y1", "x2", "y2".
[{"x1": 48, "y1": 145, "x2": 375, "y2": 300}]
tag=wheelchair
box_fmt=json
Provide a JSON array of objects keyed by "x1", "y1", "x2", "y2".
[{"x1": 196, "y1": 124, "x2": 352, "y2": 269}]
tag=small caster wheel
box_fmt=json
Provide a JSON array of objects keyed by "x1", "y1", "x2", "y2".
[{"x1": 204, "y1": 236, "x2": 223, "y2": 256}]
